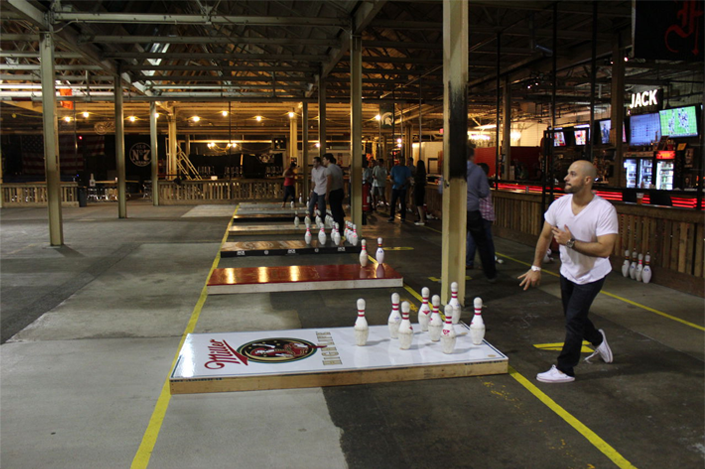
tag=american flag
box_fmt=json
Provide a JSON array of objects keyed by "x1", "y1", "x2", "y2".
[{"x1": 20, "y1": 134, "x2": 104, "y2": 176}]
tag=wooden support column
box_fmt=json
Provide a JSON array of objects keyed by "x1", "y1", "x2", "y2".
[
  {"x1": 441, "y1": 0, "x2": 468, "y2": 306},
  {"x1": 150, "y1": 101, "x2": 159, "y2": 206},
  {"x1": 350, "y1": 33, "x2": 363, "y2": 228},
  {"x1": 114, "y1": 65, "x2": 127, "y2": 218},
  {"x1": 611, "y1": 35, "x2": 625, "y2": 187},
  {"x1": 318, "y1": 75, "x2": 327, "y2": 156},
  {"x1": 40, "y1": 32, "x2": 63, "y2": 245}
]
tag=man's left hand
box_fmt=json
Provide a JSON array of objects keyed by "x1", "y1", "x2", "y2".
[{"x1": 551, "y1": 225, "x2": 573, "y2": 246}]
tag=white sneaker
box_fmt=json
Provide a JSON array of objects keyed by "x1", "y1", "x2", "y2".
[
  {"x1": 536, "y1": 365, "x2": 575, "y2": 383},
  {"x1": 585, "y1": 329, "x2": 613, "y2": 363},
  {"x1": 414, "y1": 221, "x2": 425, "y2": 226}
]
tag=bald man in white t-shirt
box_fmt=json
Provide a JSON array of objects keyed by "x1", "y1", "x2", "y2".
[{"x1": 519, "y1": 160, "x2": 619, "y2": 384}]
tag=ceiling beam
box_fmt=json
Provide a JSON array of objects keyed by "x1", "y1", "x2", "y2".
[
  {"x1": 79, "y1": 35, "x2": 339, "y2": 47},
  {"x1": 52, "y1": 12, "x2": 349, "y2": 27}
]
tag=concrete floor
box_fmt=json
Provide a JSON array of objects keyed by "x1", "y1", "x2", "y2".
[{"x1": 1, "y1": 201, "x2": 703, "y2": 469}]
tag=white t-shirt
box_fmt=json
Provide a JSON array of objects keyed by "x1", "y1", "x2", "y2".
[
  {"x1": 544, "y1": 194, "x2": 619, "y2": 285},
  {"x1": 311, "y1": 166, "x2": 327, "y2": 195}
]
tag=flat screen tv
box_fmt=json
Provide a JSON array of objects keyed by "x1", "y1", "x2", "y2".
[
  {"x1": 629, "y1": 113, "x2": 661, "y2": 146},
  {"x1": 598, "y1": 119, "x2": 627, "y2": 144},
  {"x1": 659, "y1": 106, "x2": 699, "y2": 138},
  {"x1": 553, "y1": 128, "x2": 567, "y2": 147},
  {"x1": 574, "y1": 125, "x2": 589, "y2": 145}
]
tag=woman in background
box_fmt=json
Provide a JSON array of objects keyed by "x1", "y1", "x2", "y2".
[{"x1": 281, "y1": 162, "x2": 296, "y2": 207}]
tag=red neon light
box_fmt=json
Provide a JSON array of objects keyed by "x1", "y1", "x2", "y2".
[{"x1": 656, "y1": 151, "x2": 675, "y2": 160}]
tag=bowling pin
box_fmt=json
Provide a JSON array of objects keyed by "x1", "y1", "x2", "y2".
[
  {"x1": 375, "y1": 237, "x2": 385, "y2": 264},
  {"x1": 290, "y1": 200, "x2": 295, "y2": 209},
  {"x1": 621, "y1": 250, "x2": 630, "y2": 277},
  {"x1": 642, "y1": 251, "x2": 652, "y2": 284},
  {"x1": 635, "y1": 253, "x2": 644, "y2": 282},
  {"x1": 354, "y1": 298, "x2": 369, "y2": 346},
  {"x1": 417, "y1": 287, "x2": 431, "y2": 332},
  {"x1": 543, "y1": 248, "x2": 553, "y2": 264},
  {"x1": 304, "y1": 225, "x2": 312, "y2": 245},
  {"x1": 299, "y1": 195, "x2": 303, "y2": 205},
  {"x1": 470, "y1": 297, "x2": 485, "y2": 345},
  {"x1": 351, "y1": 225, "x2": 359, "y2": 246},
  {"x1": 294, "y1": 213, "x2": 300, "y2": 228},
  {"x1": 332, "y1": 224, "x2": 341, "y2": 246},
  {"x1": 304, "y1": 214, "x2": 311, "y2": 227},
  {"x1": 441, "y1": 304, "x2": 457, "y2": 354},
  {"x1": 318, "y1": 225, "x2": 327, "y2": 245},
  {"x1": 629, "y1": 250, "x2": 638, "y2": 280},
  {"x1": 449, "y1": 281, "x2": 461, "y2": 324},
  {"x1": 388, "y1": 293, "x2": 401, "y2": 339},
  {"x1": 398, "y1": 301, "x2": 413, "y2": 350},
  {"x1": 359, "y1": 239, "x2": 368, "y2": 267},
  {"x1": 428, "y1": 295, "x2": 442, "y2": 342},
  {"x1": 315, "y1": 215, "x2": 323, "y2": 229}
]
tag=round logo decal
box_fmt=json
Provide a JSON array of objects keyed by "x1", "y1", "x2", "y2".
[
  {"x1": 129, "y1": 142, "x2": 151, "y2": 167},
  {"x1": 238, "y1": 338, "x2": 322, "y2": 363}
]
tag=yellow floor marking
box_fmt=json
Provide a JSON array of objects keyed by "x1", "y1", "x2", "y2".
[
  {"x1": 131, "y1": 206, "x2": 238, "y2": 469},
  {"x1": 384, "y1": 246, "x2": 414, "y2": 251},
  {"x1": 509, "y1": 366, "x2": 637, "y2": 469},
  {"x1": 404, "y1": 282, "x2": 638, "y2": 468},
  {"x1": 428, "y1": 276, "x2": 471, "y2": 282},
  {"x1": 498, "y1": 253, "x2": 703, "y2": 332},
  {"x1": 534, "y1": 341, "x2": 594, "y2": 353}
]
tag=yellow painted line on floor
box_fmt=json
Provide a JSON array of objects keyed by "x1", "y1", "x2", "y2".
[
  {"x1": 599, "y1": 290, "x2": 705, "y2": 331},
  {"x1": 384, "y1": 246, "x2": 414, "y2": 251},
  {"x1": 533, "y1": 341, "x2": 594, "y2": 353},
  {"x1": 428, "y1": 276, "x2": 471, "y2": 282},
  {"x1": 131, "y1": 206, "x2": 238, "y2": 469},
  {"x1": 403, "y1": 283, "x2": 636, "y2": 467},
  {"x1": 508, "y1": 365, "x2": 637, "y2": 469},
  {"x1": 499, "y1": 253, "x2": 704, "y2": 332}
]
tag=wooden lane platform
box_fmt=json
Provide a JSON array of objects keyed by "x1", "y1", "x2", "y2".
[
  {"x1": 221, "y1": 240, "x2": 361, "y2": 257},
  {"x1": 233, "y1": 213, "x2": 299, "y2": 223},
  {"x1": 207, "y1": 263, "x2": 403, "y2": 294},
  {"x1": 228, "y1": 224, "x2": 305, "y2": 236},
  {"x1": 170, "y1": 324, "x2": 508, "y2": 394}
]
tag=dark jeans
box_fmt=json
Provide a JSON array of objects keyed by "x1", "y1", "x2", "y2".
[
  {"x1": 308, "y1": 192, "x2": 326, "y2": 218},
  {"x1": 282, "y1": 185, "x2": 295, "y2": 203},
  {"x1": 328, "y1": 188, "x2": 345, "y2": 230},
  {"x1": 467, "y1": 219, "x2": 495, "y2": 265},
  {"x1": 467, "y1": 210, "x2": 496, "y2": 279},
  {"x1": 557, "y1": 275, "x2": 606, "y2": 376},
  {"x1": 390, "y1": 188, "x2": 407, "y2": 220}
]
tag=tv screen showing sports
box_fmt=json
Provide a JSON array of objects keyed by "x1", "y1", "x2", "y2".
[
  {"x1": 598, "y1": 119, "x2": 626, "y2": 144},
  {"x1": 553, "y1": 131, "x2": 566, "y2": 147},
  {"x1": 659, "y1": 106, "x2": 699, "y2": 138},
  {"x1": 629, "y1": 113, "x2": 661, "y2": 146},
  {"x1": 574, "y1": 126, "x2": 589, "y2": 145}
]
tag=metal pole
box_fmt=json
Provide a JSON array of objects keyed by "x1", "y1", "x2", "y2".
[
  {"x1": 150, "y1": 102, "x2": 159, "y2": 205},
  {"x1": 550, "y1": 2, "x2": 558, "y2": 201},
  {"x1": 302, "y1": 102, "x2": 310, "y2": 198},
  {"x1": 40, "y1": 32, "x2": 63, "y2": 245},
  {"x1": 588, "y1": 1, "x2": 598, "y2": 162},
  {"x1": 495, "y1": 32, "x2": 501, "y2": 186},
  {"x1": 114, "y1": 63, "x2": 127, "y2": 218},
  {"x1": 318, "y1": 74, "x2": 327, "y2": 156}
]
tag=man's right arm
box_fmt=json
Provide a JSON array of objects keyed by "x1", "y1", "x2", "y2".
[{"x1": 518, "y1": 221, "x2": 553, "y2": 290}]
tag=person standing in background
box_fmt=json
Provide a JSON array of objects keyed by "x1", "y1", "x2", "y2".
[
  {"x1": 371, "y1": 158, "x2": 388, "y2": 211},
  {"x1": 388, "y1": 158, "x2": 412, "y2": 223},
  {"x1": 308, "y1": 156, "x2": 327, "y2": 218},
  {"x1": 413, "y1": 159, "x2": 427, "y2": 226},
  {"x1": 466, "y1": 162, "x2": 496, "y2": 268},
  {"x1": 323, "y1": 153, "x2": 345, "y2": 230},
  {"x1": 281, "y1": 162, "x2": 297, "y2": 208},
  {"x1": 466, "y1": 145, "x2": 497, "y2": 282}
]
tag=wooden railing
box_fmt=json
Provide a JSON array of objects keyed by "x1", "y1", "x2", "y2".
[
  {"x1": 492, "y1": 190, "x2": 704, "y2": 296},
  {"x1": 158, "y1": 178, "x2": 305, "y2": 204},
  {"x1": 1, "y1": 182, "x2": 79, "y2": 207}
]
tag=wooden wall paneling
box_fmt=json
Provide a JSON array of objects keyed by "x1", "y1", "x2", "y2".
[
  {"x1": 684, "y1": 221, "x2": 694, "y2": 275},
  {"x1": 677, "y1": 222, "x2": 689, "y2": 273},
  {"x1": 669, "y1": 221, "x2": 679, "y2": 271},
  {"x1": 695, "y1": 223, "x2": 704, "y2": 277}
]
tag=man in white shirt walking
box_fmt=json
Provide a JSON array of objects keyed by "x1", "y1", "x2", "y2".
[
  {"x1": 308, "y1": 156, "x2": 327, "y2": 219},
  {"x1": 519, "y1": 160, "x2": 619, "y2": 383}
]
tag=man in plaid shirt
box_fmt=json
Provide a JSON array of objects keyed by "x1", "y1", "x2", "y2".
[{"x1": 466, "y1": 149, "x2": 497, "y2": 282}]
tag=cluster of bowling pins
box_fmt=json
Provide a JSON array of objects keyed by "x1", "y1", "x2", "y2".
[
  {"x1": 357, "y1": 237, "x2": 385, "y2": 267},
  {"x1": 622, "y1": 249, "x2": 652, "y2": 283},
  {"x1": 354, "y1": 282, "x2": 486, "y2": 355}
]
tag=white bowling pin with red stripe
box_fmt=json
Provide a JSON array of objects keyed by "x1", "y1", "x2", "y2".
[
  {"x1": 428, "y1": 295, "x2": 442, "y2": 342},
  {"x1": 354, "y1": 298, "x2": 369, "y2": 346},
  {"x1": 388, "y1": 293, "x2": 401, "y2": 339},
  {"x1": 441, "y1": 304, "x2": 457, "y2": 354},
  {"x1": 417, "y1": 287, "x2": 431, "y2": 332},
  {"x1": 470, "y1": 297, "x2": 486, "y2": 345},
  {"x1": 398, "y1": 301, "x2": 413, "y2": 350}
]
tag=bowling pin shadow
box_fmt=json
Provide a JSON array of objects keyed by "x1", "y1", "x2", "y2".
[{"x1": 365, "y1": 338, "x2": 390, "y2": 346}]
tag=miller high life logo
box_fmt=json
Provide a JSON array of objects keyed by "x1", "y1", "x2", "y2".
[
  {"x1": 238, "y1": 338, "x2": 324, "y2": 363},
  {"x1": 205, "y1": 339, "x2": 249, "y2": 369}
]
